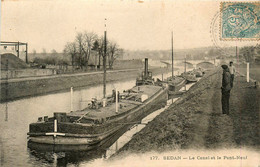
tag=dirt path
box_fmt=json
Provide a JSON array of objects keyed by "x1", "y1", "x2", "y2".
[
  {"x1": 204, "y1": 73, "x2": 260, "y2": 150},
  {"x1": 181, "y1": 69, "x2": 237, "y2": 149},
  {"x1": 204, "y1": 71, "x2": 236, "y2": 149},
  {"x1": 113, "y1": 68, "x2": 260, "y2": 158},
  {"x1": 231, "y1": 75, "x2": 260, "y2": 150}
]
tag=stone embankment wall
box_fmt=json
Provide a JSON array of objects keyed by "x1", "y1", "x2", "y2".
[{"x1": 1, "y1": 69, "x2": 56, "y2": 79}]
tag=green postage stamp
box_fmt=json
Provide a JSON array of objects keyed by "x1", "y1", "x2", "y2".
[{"x1": 220, "y1": 2, "x2": 260, "y2": 40}]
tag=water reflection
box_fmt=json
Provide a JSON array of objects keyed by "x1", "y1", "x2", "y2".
[{"x1": 28, "y1": 145, "x2": 106, "y2": 167}]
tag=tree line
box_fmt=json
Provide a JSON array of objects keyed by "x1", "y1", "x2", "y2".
[
  {"x1": 64, "y1": 31, "x2": 123, "y2": 70},
  {"x1": 31, "y1": 31, "x2": 123, "y2": 70},
  {"x1": 239, "y1": 45, "x2": 260, "y2": 63},
  {"x1": 31, "y1": 49, "x2": 69, "y2": 66}
]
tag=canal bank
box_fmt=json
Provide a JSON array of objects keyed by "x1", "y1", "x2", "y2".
[
  {"x1": 0, "y1": 67, "x2": 170, "y2": 102},
  {"x1": 110, "y1": 67, "x2": 260, "y2": 160}
]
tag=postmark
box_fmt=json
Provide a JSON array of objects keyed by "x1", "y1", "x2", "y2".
[
  {"x1": 210, "y1": 2, "x2": 260, "y2": 57},
  {"x1": 220, "y1": 2, "x2": 260, "y2": 40}
]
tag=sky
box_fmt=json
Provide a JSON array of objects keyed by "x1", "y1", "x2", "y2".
[{"x1": 0, "y1": 0, "x2": 257, "y2": 53}]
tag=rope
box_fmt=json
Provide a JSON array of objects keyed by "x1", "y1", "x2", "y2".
[{"x1": 74, "y1": 111, "x2": 91, "y2": 123}]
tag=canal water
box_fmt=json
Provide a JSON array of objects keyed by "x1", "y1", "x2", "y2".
[{"x1": 0, "y1": 69, "x2": 195, "y2": 167}]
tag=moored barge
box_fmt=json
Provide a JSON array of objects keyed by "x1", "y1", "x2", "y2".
[
  {"x1": 181, "y1": 71, "x2": 197, "y2": 83},
  {"x1": 27, "y1": 59, "x2": 167, "y2": 150}
]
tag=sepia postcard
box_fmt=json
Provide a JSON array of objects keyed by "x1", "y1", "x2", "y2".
[{"x1": 0, "y1": 0, "x2": 259, "y2": 167}]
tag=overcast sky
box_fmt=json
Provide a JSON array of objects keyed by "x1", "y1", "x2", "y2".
[{"x1": 0, "y1": 0, "x2": 249, "y2": 53}]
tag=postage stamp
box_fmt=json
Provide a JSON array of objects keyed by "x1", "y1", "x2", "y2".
[{"x1": 220, "y1": 2, "x2": 260, "y2": 40}]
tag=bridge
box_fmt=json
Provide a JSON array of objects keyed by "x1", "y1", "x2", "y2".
[{"x1": 160, "y1": 59, "x2": 216, "y2": 68}]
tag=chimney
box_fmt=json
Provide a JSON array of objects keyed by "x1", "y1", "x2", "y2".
[{"x1": 144, "y1": 58, "x2": 148, "y2": 77}]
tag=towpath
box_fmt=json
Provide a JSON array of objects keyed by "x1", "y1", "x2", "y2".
[{"x1": 113, "y1": 68, "x2": 260, "y2": 155}]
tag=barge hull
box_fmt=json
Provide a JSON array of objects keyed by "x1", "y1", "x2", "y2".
[
  {"x1": 28, "y1": 87, "x2": 167, "y2": 150},
  {"x1": 29, "y1": 136, "x2": 98, "y2": 145}
]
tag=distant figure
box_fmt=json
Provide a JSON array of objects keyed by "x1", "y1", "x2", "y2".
[
  {"x1": 112, "y1": 89, "x2": 116, "y2": 102},
  {"x1": 229, "y1": 61, "x2": 236, "y2": 87},
  {"x1": 221, "y1": 65, "x2": 232, "y2": 115},
  {"x1": 91, "y1": 97, "x2": 97, "y2": 109}
]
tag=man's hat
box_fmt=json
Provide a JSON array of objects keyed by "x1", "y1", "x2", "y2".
[{"x1": 221, "y1": 65, "x2": 228, "y2": 69}]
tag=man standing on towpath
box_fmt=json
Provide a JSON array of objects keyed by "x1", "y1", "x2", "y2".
[{"x1": 221, "y1": 65, "x2": 232, "y2": 115}]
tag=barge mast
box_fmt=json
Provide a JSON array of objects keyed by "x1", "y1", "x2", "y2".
[
  {"x1": 171, "y1": 31, "x2": 174, "y2": 79},
  {"x1": 103, "y1": 18, "x2": 107, "y2": 98}
]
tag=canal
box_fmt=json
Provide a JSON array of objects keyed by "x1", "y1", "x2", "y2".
[{"x1": 0, "y1": 69, "x2": 194, "y2": 167}]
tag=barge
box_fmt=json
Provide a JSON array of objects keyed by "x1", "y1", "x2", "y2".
[
  {"x1": 181, "y1": 71, "x2": 197, "y2": 83},
  {"x1": 166, "y1": 76, "x2": 186, "y2": 96},
  {"x1": 136, "y1": 58, "x2": 154, "y2": 86},
  {"x1": 27, "y1": 58, "x2": 167, "y2": 150},
  {"x1": 193, "y1": 68, "x2": 205, "y2": 78}
]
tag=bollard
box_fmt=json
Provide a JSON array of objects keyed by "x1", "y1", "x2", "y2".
[
  {"x1": 70, "y1": 87, "x2": 73, "y2": 112},
  {"x1": 54, "y1": 119, "x2": 57, "y2": 132},
  {"x1": 247, "y1": 63, "x2": 249, "y2": 83},
  {"x1": 162, "y1": 73, "x2": 164, "y2": 81},
  {"x1": 103, "y1": 98, "x2": 106, "y2": 107}
]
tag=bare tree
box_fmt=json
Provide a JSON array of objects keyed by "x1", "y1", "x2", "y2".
[
  {"x1": 64, "y1": 42, "x2": 77, "y2": 68},
  {"x1": 91, "y1": 36, "x2": 105, "y2": 69},
  {"x1": 63, "y1": 31, "x2": 122, "y2": 70},
  {"x1": 74, "y1": 31, "x2": 98, "y2": 70},
  {"x1": 82, "y1": 32, "x2": 97, "y2": 70},
  {"x1": 107, "y1": 41, "x2": 123, "y2": 69},
  {"x1": 97, "y1": 36, "x2": 105, "y2": 68},
  {"x1": 75, "y1": 32, "x2": 85, "y2": 69}
]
